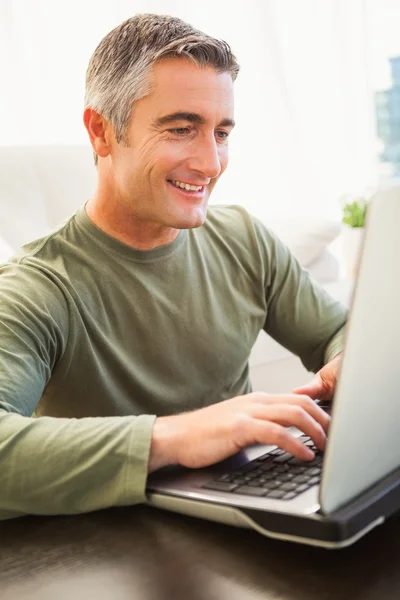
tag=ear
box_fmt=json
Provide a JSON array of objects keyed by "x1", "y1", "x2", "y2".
[{"x1": 83, "y1": 108, "x2": 113, "y2": 159}]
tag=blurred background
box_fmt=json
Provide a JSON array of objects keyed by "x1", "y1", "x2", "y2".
[{"x1": 0, "y1": 0, "x2": 398, "y2": 222}]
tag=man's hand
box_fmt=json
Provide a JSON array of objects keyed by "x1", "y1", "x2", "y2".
[
  {"x1": 148, "y1": 392, "x2": 330, "y2": 473},
  {"x1": 292, "y1": 353, "x2": 342, "y2": 401}
]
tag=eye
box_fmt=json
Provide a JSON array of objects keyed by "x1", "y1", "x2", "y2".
[
  {"x1": 169, "y1": 127, "x2": 191, "y2": 135},
  {"x1": 216, "y1": 130, "x2": 229, "y2": 140}
]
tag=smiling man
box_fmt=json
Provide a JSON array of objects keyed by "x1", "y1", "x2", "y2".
[
  {"x1": 0, "y1": 14, "x2": 347, "y2": 519},
  {"x1": 84, "y1": 58, "x2": 235, "y2": 245}
]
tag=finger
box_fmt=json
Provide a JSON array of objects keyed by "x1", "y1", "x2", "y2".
[
  {"x1": 250, "y1": 393, "x2": 330, "y2": 433},
  {"x1": 292, "y1": 376, "x2": 327, "y2": 400},
  {"x1": 249, "y1": 404, "x2": 327, "y2": 451},
  {"x1": 293, "y1": 372, "x2": 335, "y2": 401},
  {"x1": 247, "y1": 419, "x2": 315, "y2": 460}
]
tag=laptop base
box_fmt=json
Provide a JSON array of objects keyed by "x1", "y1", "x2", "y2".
[{"x1": 147, "y1": 465, "x2": 400, "y2": 549}]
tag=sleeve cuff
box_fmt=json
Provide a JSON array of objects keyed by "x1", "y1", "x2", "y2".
[
  {"x1": 121, "y1": 413, "x2": 157, "y2": 506},
  {"x1": 323, "y1": 326, "x2": 346, "y2": 364}
]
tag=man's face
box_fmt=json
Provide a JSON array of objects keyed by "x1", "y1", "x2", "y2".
[{"x1": 108, "y1": 58, "x2": 235, "y2": 230}]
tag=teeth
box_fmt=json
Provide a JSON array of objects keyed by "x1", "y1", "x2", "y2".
[{"x1": 171, "y1": 180, "x2": 203, "y2": 192}]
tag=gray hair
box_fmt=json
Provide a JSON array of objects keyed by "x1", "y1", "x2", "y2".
[{"x1": 84, "y1": 13, "x2": 240, "y2": 165}]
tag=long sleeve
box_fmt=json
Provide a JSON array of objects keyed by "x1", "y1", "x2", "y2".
[
  {"x1": 323, "y1": 326, "x2": 346, "y2": 364},
  {"x1": 0, "y1": 261, "x2": 155, "y2": 519},
  {"x1": 252, "y1": 219, "x2": 348, "y2": 373},
  {"x1": 0, "y1": 410, "x2": 155, "y2": 519}
]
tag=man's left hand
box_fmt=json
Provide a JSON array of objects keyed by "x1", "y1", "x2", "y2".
[{"x1": 292, "y1": 353, "x2": 342, "y2": 401}]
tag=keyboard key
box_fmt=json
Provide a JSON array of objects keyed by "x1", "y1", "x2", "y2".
[
  {"x1": 234, "y1": 485, "x2": 266, "y2": 497},
  {"x1": 288, "y1": 457, "x2": 308, "y2": 465},
  {"x1": 255, "y1": 453, "x2": 274, "y2": 461},
  {"x1": 261, "y1": 480, "x2": 282, "y2": 490},
  {"x1": 273, "y1": 453, "x2": 293, "y2": 463},
  {"x1": 202, "y1": 481, "x2": 238, "y2": 492},
  {"x1": 247, "y1": 479, "x2": 263, "y2": 487},
  {"x1": 251, "y1": 467, "x2": 267, "y2": 476},
  {"x1": 277, "y1": 472, "x2": 295, "y2": 482},
  {"x1": 216, "y1": 474, "x2": 233, "y2": 482},
  {"x1": 269, "y1": 448, "x2": 285, "y2": 456},
  {"x1": 291, "y1": 465, "x2": 308, "y2": 474},
  {"x1": 293, "y1": 475, "x2": 310, "y2": 484},
  {"x1": 260, "y1": 471, "x2": 276, "y2": 480},
  {"x1": 256, "y1": 477, "x2": 269, "y2": 484},
  {"x1": 308, "y1": 476, "x2": 320, "y2": 486},
  {"x1": 283, "y1": 492, "x2": 297, "y2": 500},
  {"x1": 274, "y1": 464, "x2": 290, "y2": 473},
  {"x1": 296, "y1": 484, "x2": 309, "y2": 494},
  {"x1": 259, "y1": 461, "x2": 275, "y2": 472},
  {"x1": 308, "y1": 468, "x2": 321, "y2": 476},
  {"x1": 237, "y1": 462, "x2": 262, "y2": 474},
  {"x1": 266, "y1": 490, "x2": 286, "y2": 499},
  {"x1": 280, "y1": 482, "x2": 298, "y2": 492}
]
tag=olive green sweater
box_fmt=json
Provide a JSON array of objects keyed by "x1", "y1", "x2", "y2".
[{"x1": 0, "y1": 205, "x2": 347, "y2": 519}]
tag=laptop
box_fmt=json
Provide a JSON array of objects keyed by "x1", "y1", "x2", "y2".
[{"x1": 146, "y1": 186, "x2": 400, "y2": 549}]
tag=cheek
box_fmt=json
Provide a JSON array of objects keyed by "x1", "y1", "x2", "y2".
[
  {"x1": 148, "y1": 143, "x2": 188, "y2": 176},
  {"x1": 218, "y1": 147, "x2": 229, "y2": 174},
  {"x1": 129, "y1": 134, "x2": 169, "y2": 177}
]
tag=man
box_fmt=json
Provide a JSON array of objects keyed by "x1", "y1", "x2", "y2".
[{"x1": 0, "y1": 14, "x2": 346, "y2": 520}]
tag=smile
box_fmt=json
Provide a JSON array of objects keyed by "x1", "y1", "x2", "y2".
[{"x1": 169, "y1": 179, "x2": 204, "y2": 192}]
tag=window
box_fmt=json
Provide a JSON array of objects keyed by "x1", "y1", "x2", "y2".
[{"x1": 366, "y1": 0, "x2": 400, "y2": 181}]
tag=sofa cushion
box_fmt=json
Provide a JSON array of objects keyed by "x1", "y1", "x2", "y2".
[
  {"x1": 0, "y1": 146, "x2": 49, "y2": 248},
  {"x1": 0, "y1": 145, "x2": 96, "y2": 249},
  {"x1": 31, "y1": 145, "x2": 97, "y2": 225},
  {"x1": 268, "y1": 217, "x2": 340, "y2": 267}
]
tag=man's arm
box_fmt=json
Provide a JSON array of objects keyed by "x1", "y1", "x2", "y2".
[
  {"x1": 252, "y1": 219, "x2": 348, "y2": 374},
  {"x1": 0, "y1": 410, "x2": 154, "y2": 519},
  {"x1": 0, "y1": 263, "x2": 155, "y2": 519}
]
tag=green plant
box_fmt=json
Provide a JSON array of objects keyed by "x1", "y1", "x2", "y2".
[{"x1": 341, "y1": 198, "x2": 367, "y2": 228}]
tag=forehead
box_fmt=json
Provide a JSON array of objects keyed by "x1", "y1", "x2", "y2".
[{"x1": 143, "y1": 58, "x2": 234, "y2": 121}]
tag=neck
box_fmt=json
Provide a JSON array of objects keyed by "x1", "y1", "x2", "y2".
[{"x1": 85, "y1": 189, "x2": 179, "y2": 251}]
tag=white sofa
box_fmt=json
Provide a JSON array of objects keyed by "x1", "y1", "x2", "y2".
[{"x1": 0, "y1": 145, "x2": 345, "y2": 392}]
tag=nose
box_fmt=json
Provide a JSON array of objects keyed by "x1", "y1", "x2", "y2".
[{"x1": 187, "y1": 135, "x2": 223, "y2": 180}]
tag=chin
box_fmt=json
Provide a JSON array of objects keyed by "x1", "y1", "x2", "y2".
[
  {"x1": 178, "y1": 207, "x2": 208, "y2": 230},
  {"x1": 165, "y1": 202, "x2": 207, "y2": 230}
]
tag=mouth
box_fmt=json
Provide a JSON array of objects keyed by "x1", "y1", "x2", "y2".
[{"x1": 167, "y1": 179, "x2": 206, "y2": 196}]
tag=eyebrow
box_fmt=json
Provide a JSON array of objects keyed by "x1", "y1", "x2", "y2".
[{"x1": 154, "y1": 111, "x2": 235, "y2": 129}]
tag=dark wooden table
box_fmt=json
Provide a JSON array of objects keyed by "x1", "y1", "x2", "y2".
[{"x1": 0, "y1": 505, "x2": 399, "y2": 599}]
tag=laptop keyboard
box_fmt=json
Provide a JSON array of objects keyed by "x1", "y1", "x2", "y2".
[{"x1": 202, "y1": 435, "x2": 323, "y2": 500}]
